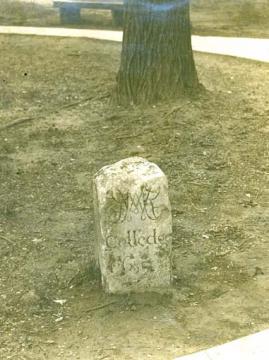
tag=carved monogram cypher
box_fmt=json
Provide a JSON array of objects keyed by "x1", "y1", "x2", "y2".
[{"x1": 106, "y1": 185, "x2": 161, "y2": 223}]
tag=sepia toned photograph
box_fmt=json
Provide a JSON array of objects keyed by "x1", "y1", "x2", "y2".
[{"x1": 0, "y1": 0, "x2": 268, "y2": 359}]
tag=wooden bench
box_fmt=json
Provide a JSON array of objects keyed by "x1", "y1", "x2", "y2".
[{"x1": 53, "y1": 0, "x2": 124, "y2": 26}]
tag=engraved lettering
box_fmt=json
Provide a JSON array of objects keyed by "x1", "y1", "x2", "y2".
[
  {"x1": 123, "y1": 255, "x2": 139, "y2": 273},
  {"x1": 137, "y1": 231, "x2": 146, "y2": 246},
  {"x1": 105, "y1": 234, "x2": 117, "y2": 249},
  {"x1": 106, "y1": 229, "x2": 170, "y2": 249},
  {"x1": 146, "y1": 228, "x2": 157, "y2": 244}
]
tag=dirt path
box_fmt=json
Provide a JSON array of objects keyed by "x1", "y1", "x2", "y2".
[{"x1": 0, "y1": 25, "x2": 269, "y2": 62}]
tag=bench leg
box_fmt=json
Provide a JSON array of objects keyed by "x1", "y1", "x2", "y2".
[
  {"x1": 59, "y1": 6, "x2": 81, "y2": 24},
  {"x1": 112, "y1": 9, "x2": 124, "y2": 27}
]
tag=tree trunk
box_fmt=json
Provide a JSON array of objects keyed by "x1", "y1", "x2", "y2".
[{"x1": 116, "y1": 0, "x2": 199, "y2": 104}]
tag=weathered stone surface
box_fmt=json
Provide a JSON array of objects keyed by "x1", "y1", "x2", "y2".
[{"x1": 93, "y1": 157, "x2": 172, "y2": 293}]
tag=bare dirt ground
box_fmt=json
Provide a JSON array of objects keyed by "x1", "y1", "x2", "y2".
[
  {"x1": 0, "y1": 1, "x2": 269, "y2": 360},
  {"x1": 1, "y1": 34, "x2": 269, "y2": 360}
]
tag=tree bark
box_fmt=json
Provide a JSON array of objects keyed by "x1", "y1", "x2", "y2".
[{"x1": 116, "y1": 0, "x2": 199, "y2": 104}]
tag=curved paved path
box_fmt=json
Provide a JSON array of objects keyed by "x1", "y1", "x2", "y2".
[
  {"x1": 175, "y1": 328, "x2": 269, "y2": 360},
  {"x1": 0, "y1": 26, "x2": 268, "y2": 62}
]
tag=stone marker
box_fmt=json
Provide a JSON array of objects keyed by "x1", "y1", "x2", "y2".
[{"x1": 93, "y1": 157, "x2": 172, "y2": 293}]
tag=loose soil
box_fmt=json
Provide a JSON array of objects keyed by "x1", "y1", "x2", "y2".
[{"x1": 0, "y1": 33, "x2": 268, "y2": 359}]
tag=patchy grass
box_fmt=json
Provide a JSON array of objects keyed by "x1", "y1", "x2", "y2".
[
  {"x1": 0, "y1": 0, "x2": 57, "y2": 26},
  {"x1": 191, "y1": 0, "x2": 269, "y2": 37},
  {"x1": 0, "y1": 34, "x2": 268, "y2": 359}
]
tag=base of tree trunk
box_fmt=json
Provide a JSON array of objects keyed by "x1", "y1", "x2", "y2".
[{"x1": 115, "y1": 0, "x2": 199, "y2": 105}]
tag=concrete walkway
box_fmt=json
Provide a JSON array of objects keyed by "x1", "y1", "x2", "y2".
[
  {"x1": 175, "y1": 329, "x2": 269, "y2": 360},
  {"x1": 0, "y1": 26, "x2": 123, "y2": 42},
  {"x1": 0, "y1": 26, "x2": 268, "y2": 62}
]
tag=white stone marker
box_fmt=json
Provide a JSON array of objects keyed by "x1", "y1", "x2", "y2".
[{"x1": 93, "y1": 157, "x2": 172, "y2": 293}]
